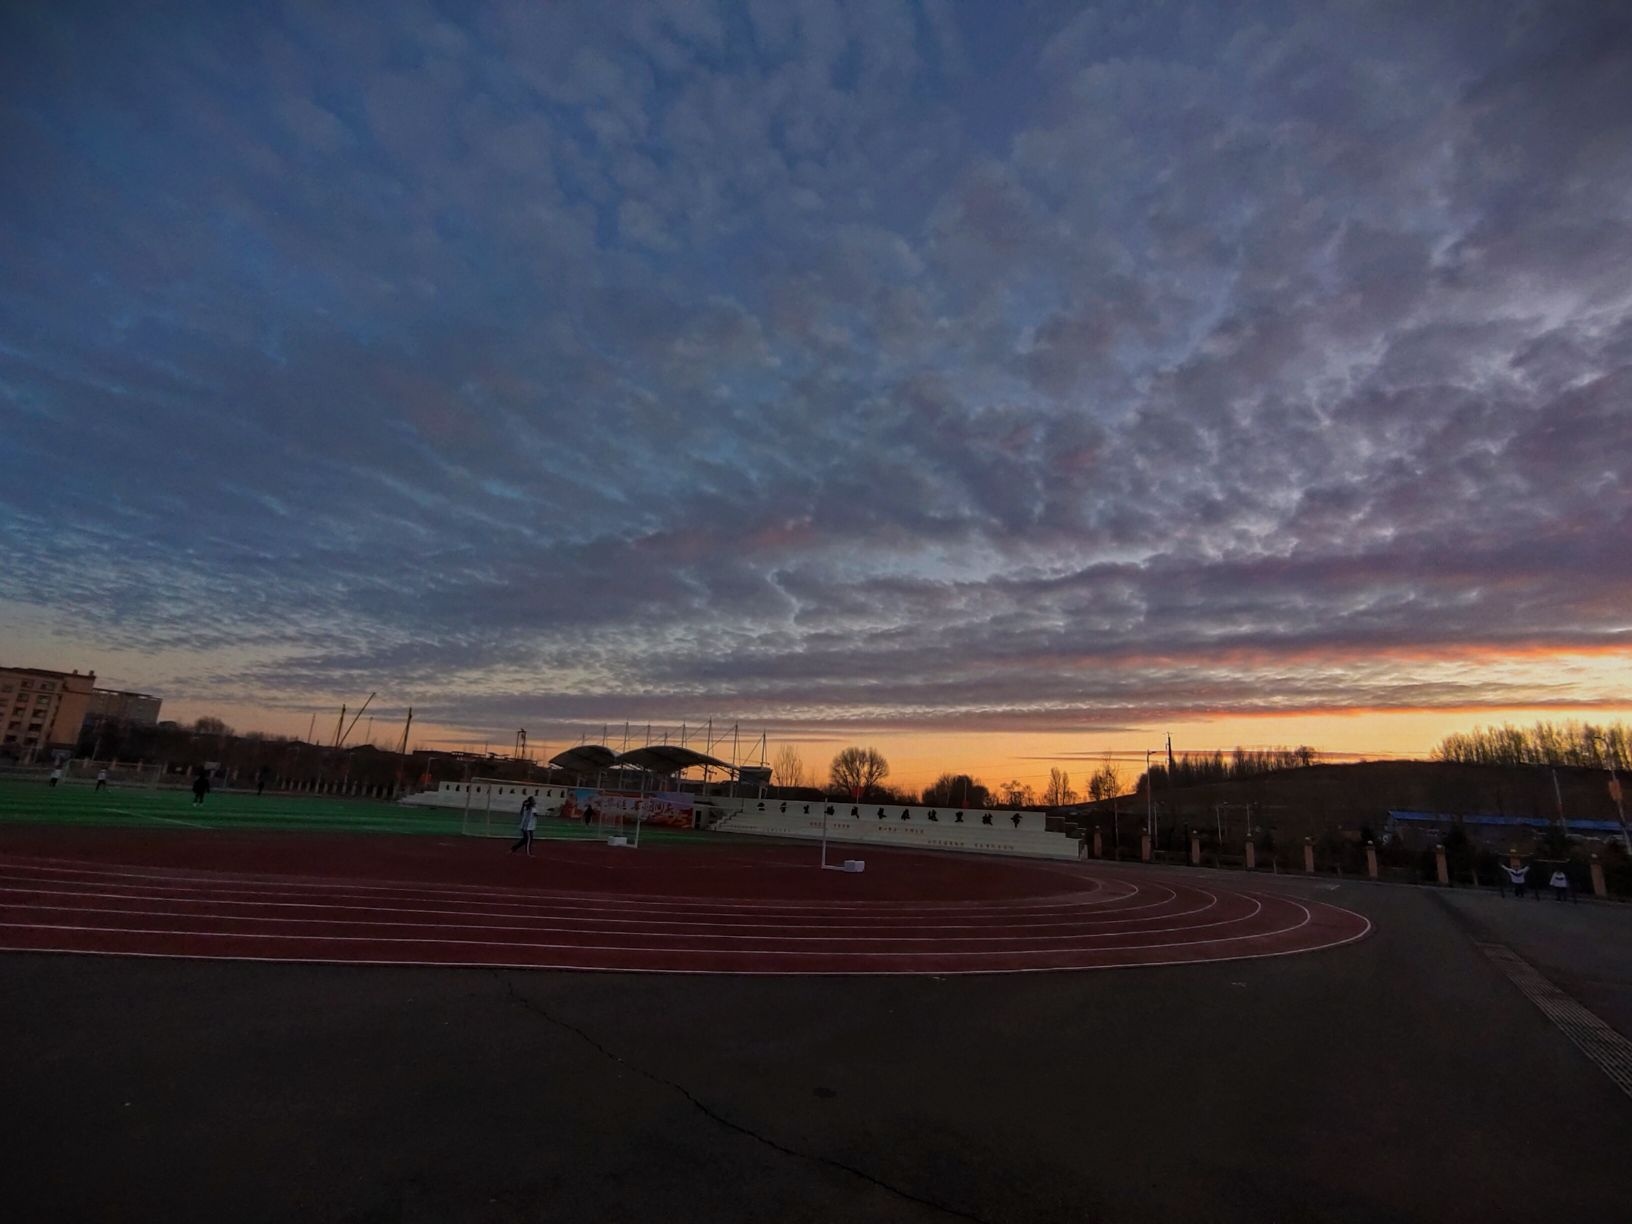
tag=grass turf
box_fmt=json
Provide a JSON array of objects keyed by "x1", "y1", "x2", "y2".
[{"x1": 0, "y1": 779, "x2": 722, "y2": 845}]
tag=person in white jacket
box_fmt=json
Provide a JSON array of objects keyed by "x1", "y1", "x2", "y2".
[{"x1": 510, "y1": 795, "x2": 538, "y2": 856}]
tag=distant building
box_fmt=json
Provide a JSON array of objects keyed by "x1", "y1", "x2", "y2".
[
  {"x1": 0, "y1": 666, "x2": 97, "y2": 759},
  {"x1": 85, "y1": 687, "x2": 163, "y2": 727}
]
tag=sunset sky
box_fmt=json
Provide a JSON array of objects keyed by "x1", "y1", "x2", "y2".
[{"x1": 3, "y1": 2, "x2": 1630, "y2": 790}]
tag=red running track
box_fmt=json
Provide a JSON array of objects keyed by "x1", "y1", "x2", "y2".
[{"x1": 0, "y1": 831, "x2": 1370, "y2": 975}]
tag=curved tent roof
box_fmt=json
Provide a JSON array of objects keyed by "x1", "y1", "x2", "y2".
[
  {"x1": 547, "y1": 744, "x2": 620, "y2": 775},
  {"x1": 616, "y1": 745, "x2": 731, "y2": 776}
]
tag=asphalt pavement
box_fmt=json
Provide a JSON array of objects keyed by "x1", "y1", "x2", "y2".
[{"x1": 3, "y1": 876, "x2": 1629, "y2": 1223}]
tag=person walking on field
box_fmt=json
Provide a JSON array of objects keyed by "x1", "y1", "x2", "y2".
[
  {"x1": 511, "y1": 795, "x2": 538, "y2": 856},
  {"x1": 48, "y1": 766, "x2": 63, "y2": 787},
  {"x1": 191, "y1": 768, "x2": 211, "y2": 806},
  {"x1": 95, "y1": 768, "x2": 109, "y2": 791}
]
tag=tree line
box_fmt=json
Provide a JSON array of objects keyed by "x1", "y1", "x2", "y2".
[
  {"x1": 1137, "y1": 746, "x2": 1316, "y2": 793},
  {"x1": 1433, "y1": 721, "x2": 1630, "y2": 769},
  {"x1": 771, "y1": 746, "x2": 1125, "y2": 810}
]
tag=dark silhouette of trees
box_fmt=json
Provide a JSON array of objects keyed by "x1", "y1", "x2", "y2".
[
  {"x1": 828, "y1": 746, "x2": 890, "y2": 798},
  {"x1": 1088, "y1": 762, "x2": 1124, "y2": 802},
  {"x1": 921, "y1": 773, "x2": 993, "y2": 809},
  {"x1": 999, "y1": 779, "x2": 1036, "y2": 807},
  {"x1": 772, "y1": 744, "x2": 810, "y2": 789},
  {"x1": 1043, "y1": 768, "x2": 1077, "y2": 806},
  {"x1": 1138, "y1": 746, "x2": 1316, "y2": 793},
  {"x1": 1433, "y1": 720, "x2": 1629, "y2": 769}
]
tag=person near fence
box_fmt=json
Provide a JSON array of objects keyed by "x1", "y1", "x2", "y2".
[
  {"x1": 1501, "y1": 863, "x2": 1530, "y2": 898},
  {"x1": 191, "y1": 768, "x2": 211, "y2": 806},
  {"x1": 511, "y1": 795, "x2": 538, "y2": 856},
  {"x1": 48, "y1": 766, "x2": 63, "y2": 787},
  {"x1": 1549, "y1": 869, "x2": 1570, "y2": 901},
  {"x1": 95, "y1": 768, "x2": 108, "y2": 791}
]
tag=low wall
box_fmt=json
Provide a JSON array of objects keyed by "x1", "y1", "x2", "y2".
[
  {"x1": 708, "y1": 796, "x2": 1079, "y2": 860},
  {"x1": 401, "y1": 782, "x2": 1081, "y2": 859},
  {"x1": 400, "y1": 781, "x2": 567, "y2": 810}
]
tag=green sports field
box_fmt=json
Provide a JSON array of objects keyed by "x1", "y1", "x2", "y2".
[{"x1": 0, "y1": 779, "x2": 715, "y2": 844}]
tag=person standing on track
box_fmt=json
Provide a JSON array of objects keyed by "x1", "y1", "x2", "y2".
[
  {"x1": 511, "y1": 795, "x2": 538, "y2": 856},
  {"x1": 95, "y1": 768, "x2": 108, "y2": 791}
]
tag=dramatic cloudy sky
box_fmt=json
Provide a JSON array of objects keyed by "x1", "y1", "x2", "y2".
[{"x1": 2, "y1": 1, "x2": 1630, "y2": 782}]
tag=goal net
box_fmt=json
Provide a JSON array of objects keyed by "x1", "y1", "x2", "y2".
[{"x1": 459, "y1": 779, "x2": 642, "y2": 846}]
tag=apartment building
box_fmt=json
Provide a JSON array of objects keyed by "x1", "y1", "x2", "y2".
[
  {"x1": 86, "y1": 687, "x2": 163, "y2": 727},
  {"x1": 0, "y1": 666, "x2": 97, "y2": 759}
]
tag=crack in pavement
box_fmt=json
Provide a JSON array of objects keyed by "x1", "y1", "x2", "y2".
[{"x1": 490, "y1": 971, "x2": 995, "y2": 1224}]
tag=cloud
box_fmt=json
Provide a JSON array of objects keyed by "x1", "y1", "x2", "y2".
[{"x1": 2, "y1": 0, "x2": 1630, "y2": 743}]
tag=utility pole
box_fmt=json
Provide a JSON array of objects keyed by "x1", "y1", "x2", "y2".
[
  {"x1": 1145, "y1": 747, "x2": 1157, "y2": 841},
  {"x1": 337, "y1": 693, "x2": 375, "y2": 748},
  {"x1": 395, "y1": 708, "x2": 413, "y2": 794}
]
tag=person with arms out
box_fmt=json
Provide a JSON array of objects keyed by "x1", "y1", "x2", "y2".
[
  {"x1": 511, "y1": 795, "x2": 538, "y2": 856},
  {"x1": 1501, "y1": 862, "x2": 1530, "y2": 898}
]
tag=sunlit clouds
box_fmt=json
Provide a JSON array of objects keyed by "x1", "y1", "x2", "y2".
[{"x1": 2, "y1": 2, "x2": 1630, "y2": 775}]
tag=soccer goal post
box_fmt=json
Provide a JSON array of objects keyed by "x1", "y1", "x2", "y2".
[{"x1": 460, "y1": 778, "x2": 642, "y2": 845}]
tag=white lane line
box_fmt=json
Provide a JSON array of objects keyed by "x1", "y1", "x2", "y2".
[
  {"x1": 0, "y1": 883, "x2": 1230, "y2": 934},
  {"x1": 0, "y1": 868, "x2": 1177, "y2": 919},
  {"x1": 0, "y1": 859, "x2": 1111, "y2": 914},
  {"x1": 0, "y1": 853, "x2": 1112, "y2": 906},
  {"x1": 0, "y1": 873, "x2": 1222, "y2": 931},
  {"x1": 1477, "y1": 942, "x2": 1632, "y2": 1100},
  {"x1": 0, "y1": 895, "x2": 1269, "y2": 943},
  {"x1": 0, "y1": 902, "x2": 1322, "y2": 958},
  {"x1": 0, "y1": 915, "x2": 1374, "y2": 976}
]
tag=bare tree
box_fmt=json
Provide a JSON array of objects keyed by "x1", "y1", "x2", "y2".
[
  {"x1": 829, "y1": 746, "x2": 890, "y2": 798},
  {"x1": 921, "y1": 772, "x2": 993, "y2": 809},
  {"x1": 1044, "y1": 768, "x2": 1077, "y2": 807},
  {"x1": 999, "y1": 779, "x2": 1036, "y2": 807},
  {"x1": 1089, "y1": 759, "x2": 1125, "y2": 857},
  {"x1": 772, "y1": 744, "x2": 809, "y2": 789},
  {"x1": 1087, "y1": 761, "x2": 1123, "y2": 803}
]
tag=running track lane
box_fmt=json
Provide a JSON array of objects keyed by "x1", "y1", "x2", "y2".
[{"x1": 0, "y1": 857, "x2": 1371, "y2": 975}]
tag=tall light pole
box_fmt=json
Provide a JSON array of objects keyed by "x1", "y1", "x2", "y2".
[{"x1": 1145, "y1": 748, "x2": 1158, "y2": 841}]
